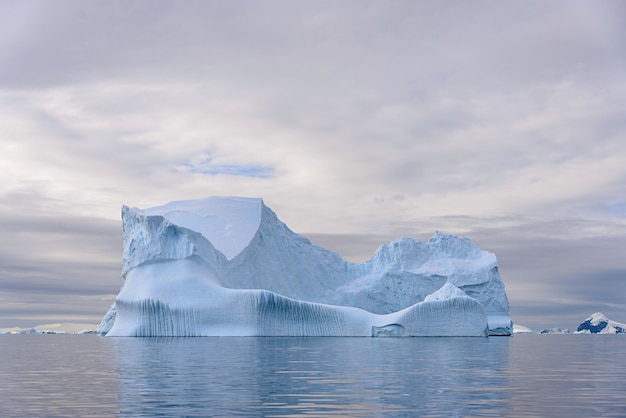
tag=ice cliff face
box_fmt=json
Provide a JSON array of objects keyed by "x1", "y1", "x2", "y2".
[{"x1": 100, "y1": 197, "x2": 512, "y2": 337}]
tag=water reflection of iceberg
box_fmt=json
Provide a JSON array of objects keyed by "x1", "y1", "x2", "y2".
[{"x1": 113, "y1": 337, "x2": 510, "y2": 416}]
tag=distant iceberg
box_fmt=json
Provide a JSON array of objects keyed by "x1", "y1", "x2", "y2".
[
  {"x1": 539, "y1": 328, "x2": 570, "y2": 335},
  {"x1": 512, "y1": 324, "x2": 533, "y2": 334},
  {"x1": 576, "y1": 312, "x2": 625, "y2": 334},
  {"x1": 0, "y1": 323, "x2": 98, "y2": 335},
  {"x1": 99, "y1": 197, "x2": 512, "y2": 337}
]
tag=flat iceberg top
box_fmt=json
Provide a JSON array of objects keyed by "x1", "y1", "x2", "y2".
[{"x1": 143, "y1": 196, "x2": 263, "y2": 260}]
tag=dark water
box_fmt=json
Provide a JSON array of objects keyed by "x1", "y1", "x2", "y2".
[{"x1": 1, "y1": 335, "x2": 625, "y2": 417}]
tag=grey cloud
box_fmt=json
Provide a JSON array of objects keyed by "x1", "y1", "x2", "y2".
[
  {"x1": 565, "y1": 270, "x2": 626, "y2": 306},
  {"x1": 305, "y1": 233, "x2": 397, "y2": 263},
  {"x1": 4, "y1": 2, "x2": 623, "y2": 199},
  {"x1": 0, "y1": 258, "x2": 120, "y2": 295},
  {"x1": 2, "y1": 1, "x2": 622, "y2": 90},
  {"x1": 0, "y1": 195, "x2": 122, "y2": 327},
  {"x1": 1, "y1": 1, "x2": 625, "y2": 330},
  {"x1": 0, "y1": 293, "x2": 113, "y2": 328}
]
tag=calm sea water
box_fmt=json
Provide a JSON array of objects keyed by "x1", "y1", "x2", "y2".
[{"x1": 1, "y1": 334, "x2": 625, "y2": 417}]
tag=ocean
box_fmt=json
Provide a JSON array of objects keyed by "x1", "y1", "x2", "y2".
[{"x1": 1, "y1": 334, "x2": 624, "y2": 417}]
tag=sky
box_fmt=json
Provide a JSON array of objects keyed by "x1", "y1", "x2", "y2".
[{"x1": 1, "y1": 0, "x2": 625, "y2": 331}]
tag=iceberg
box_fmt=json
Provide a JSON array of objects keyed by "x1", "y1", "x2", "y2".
[
  {"x1": 99, "y1": 197, "x2": 512, "y2": 337},
  {"x1": 512, "y1": 324, "x2": 533, "y2": 334},
  {"x1": 576, "y1": 312, "x2": 625, "y2": 334},
  {"x1": 539, "y1": 328, "x2": 570, "y2": 334}
]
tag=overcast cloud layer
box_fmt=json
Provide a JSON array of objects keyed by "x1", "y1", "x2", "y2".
[{"x1": 1, "y1": 0, "x2": 625, "y2": 330}]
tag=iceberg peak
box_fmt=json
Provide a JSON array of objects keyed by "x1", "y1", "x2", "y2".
[
  {"x1": 424, "y1": 282, "x2": 469, "y2": 302},
  {"x1": 427, "y1": 231, "x2": 483, "y2": 259}
]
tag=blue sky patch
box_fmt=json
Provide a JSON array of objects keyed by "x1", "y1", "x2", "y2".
[
  {"x1": 603, "y1": 202, "x2": 626, "y2": 217},
  {"x1": 184, "y1": 160, "x2": 274, "y2": 178}
]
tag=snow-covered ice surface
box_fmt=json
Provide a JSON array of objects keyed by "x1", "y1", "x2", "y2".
[
  {"x1": 100, "y1": 197, "x2": 512, "y2": 337},
  {"x1": 512, "y1": 324, "x2": 533, "y2": 334},
  {"x1": 142, "y1": 197, "x2": 262, "y2": 261},
  {"x1": 576, "y1": 312, "x2": 625, "y2": 334}
]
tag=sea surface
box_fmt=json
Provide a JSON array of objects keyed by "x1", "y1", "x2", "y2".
[{"x1": 1, "y1": 334, "x2": 625, "y2": 417}]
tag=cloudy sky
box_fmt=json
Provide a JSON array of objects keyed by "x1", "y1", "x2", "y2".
[{"x1": 1, "y1": 0, "x2": 625, "y2": 331}]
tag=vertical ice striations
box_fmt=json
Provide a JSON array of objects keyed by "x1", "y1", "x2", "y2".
[{"x1": 100, "y1": 197, "x2": 512, "y2": 337}]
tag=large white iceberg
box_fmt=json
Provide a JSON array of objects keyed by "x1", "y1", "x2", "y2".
[{"x1": 99, "y1": 197, "x2": 512, "y2": 337}]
